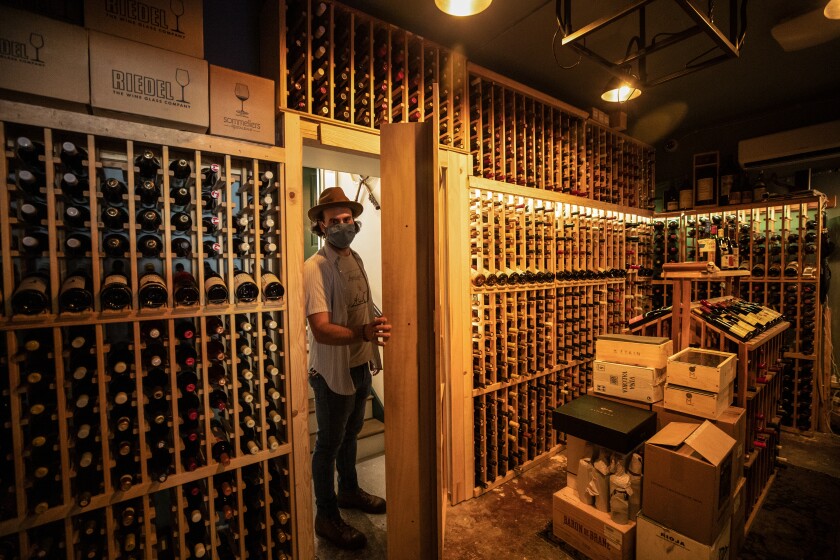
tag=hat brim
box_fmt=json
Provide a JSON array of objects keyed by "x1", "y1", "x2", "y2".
[{"x1": 308, "y1": 200, "x2": 364, "y2": 222}]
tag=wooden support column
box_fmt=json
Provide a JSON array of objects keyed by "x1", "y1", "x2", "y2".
[
  {"x1": 283, "y1": 112, "x2": 315, "y2": 560},
  {"x1": 381, "y1": 121, "x2": 442, "y2": 559}
]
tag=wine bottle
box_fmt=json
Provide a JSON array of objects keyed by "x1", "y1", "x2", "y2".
[
  {"x1": 137, "y1": 234, "x2": 163, "y2": 257},
  {"x1": 204, "y1": 263, "x2": 229, "y2": 304},
  {"x1": 233, "y1": 268, "x2": 259, "y2": 302},
  {"x1": 143, "y1": 341, "x2": 167, "y2": 368},
  {"x1": 135, "y1": 149, "x2": 161, "y2": 178},
  {"x1": 141, "y1": 321, "x2": 165, "y2": 341},
  {"x1": 206, "y1": 316, "x2": 226, "y2": 337},
  {"x1": 14, "y1": 136, "x2": 45, "y2": 170},
  {"x1": 175, "y1": 320, "x2": 197, "y2": 341},
  {"x1": 19, "y1": 200, "x2": 47, "y2": 225},
  {"x1": 210, "y1": 419, "x2": 233, "y2": 466},
  {"x1": 20, "y1": 227, "x2": 49, "y2": 255},
  {"x1": 101, "y1": 178, "x2": 128, "y2": 205},
  {"x1": 135, "y1": 179, "x2": 160, "y2": 206},
  {"x1": 103, "y1": 232, "x2": 129, "y2": 257},
  {"x1": 172, "y1": 211, "x2": 193, "y2": 232},
  {"x1": 14, "y1": 169, "x2": 44, "y2": 199},
  {"x1": 169, "y1": 158, "x2": 192, "y2": 180},
  {"x1": 11, "y1": 270, "x2": 50, "y2": 315},
  {"x1": 171, "y1": 184, "x2": 192, "y2": 208},
  {"x1": 101, "y1": 205, "x2": 129, "y2": 230},
  {"x1": 60, "y1": 172, "x2": 88, "y2": 201},
  {"x1": 63, "y1": 204, "x2": 90, "y2": 228},
  {"x1": 59, "y1": 269, "x2": 94, "y2": 313},
  {"x1": 138, "y1": 264, "x2": 168, "y2": 308},
  {"x1": 261, "y1": 269, "x2": 285, "y2": 301},
  {"x1": 64, "y1": 231, "x2": 92, "y2": 256},
  {"x1": 664, "y1": 181, "x2": 678, "y2": 212},
  {"x1": 176, "y1": 344, "x2": 197, "y2": 368},
  {"x1": 203, "y1": 216, "x2": 222, "y2": 236},
  {"x1": 173, "y1": 263, "x2": 200, "y2": 306},
  {"x1": 59, "y1": 141, "x2": 88, "y2": 174},
  {"x1": 171, "y1": 236, "x2": 193, "y2": 257}
]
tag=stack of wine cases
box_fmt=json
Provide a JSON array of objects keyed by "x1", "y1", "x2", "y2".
[
  {"x1": 281, "y1": 0, "x2": 467, "y2": 149},
  {"x1": 0, "y1": 109, "x2": 299, "y2": 559},
  {"x1": 468, "y1": 179, "x2": 653, "y2": 494},
  {"x1": 655, "y1": 196, "x2": 827, "y2": 432}
]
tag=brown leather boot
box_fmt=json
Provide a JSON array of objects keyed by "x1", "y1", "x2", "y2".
[
  {"x1": 314, "y1": 513, "x2": 367, "y2": 550},
  {"x1": 337, "y1": 488, "x2": 386, "y2": 514}
]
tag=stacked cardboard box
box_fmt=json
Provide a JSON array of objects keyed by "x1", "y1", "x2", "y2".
[{"x1": 638, "y1": 421, "x2": 735, "y2": 559}]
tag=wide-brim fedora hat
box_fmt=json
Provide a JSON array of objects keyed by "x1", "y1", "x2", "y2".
[{"x1": 308, "y1": 187, "x2": 364, "y2": 222}]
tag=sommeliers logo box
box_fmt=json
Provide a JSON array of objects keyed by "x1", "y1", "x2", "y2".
[
  {"x1": 0, "y1": 6, "x2": 90, "y2": 107},
  {"x1": 209, "y1": 65, "x2": 275, "y2": 145},
  {"x1": 85, "y1": 0, "x2": 204, "y2": 58},
  {"x1": 89, "y1": 31, "x2": 208, "y2": 132}
]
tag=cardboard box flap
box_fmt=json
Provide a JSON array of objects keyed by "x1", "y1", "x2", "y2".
[
  {"x1": 684, "y1": 421, "x2": 735, "y2": 466},
  {"x1": 647, "y1": 422, "x2": 700, "y2": 447},
  {"x1": 597, "y1": 334, "x2": 670, "y2": 345}
]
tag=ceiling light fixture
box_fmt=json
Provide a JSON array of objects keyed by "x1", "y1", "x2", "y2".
[
  {"x1": 435, "y1": 0, "x2": 492, "y2": 17},
  {"x1": 601, "y1": 75, "x2": 642, "y2": 103},
  {"x1": 826, "y1": 0, "x2": 840, "y2": 19}
]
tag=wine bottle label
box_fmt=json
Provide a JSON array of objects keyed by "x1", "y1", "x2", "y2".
[
  {"x1": 139, "y1": 273, "x2": 165, "y2": 289},
  {"x1": 205, "y1": 276, "x2": 226, "y2": 291},
  {"x1": 260, "y1": 272, "x2": 280, "y2": 289},
  {"x1": 18, "y1": 275, "x2": 48, "y2": 295},
  {"x1": 103, "y1": 273, "x2": 128, "y2": 287},
  {"x1": 696, "y1": 178, "x2": 714, "y2": 202}
]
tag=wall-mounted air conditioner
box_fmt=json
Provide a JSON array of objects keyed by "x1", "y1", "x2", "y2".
[{"x1": 738, "y1": 120, "x2": 840, "y2": 170}]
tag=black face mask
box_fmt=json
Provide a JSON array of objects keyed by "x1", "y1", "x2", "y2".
[{"x1": 325, "y1": 222, "x2": 356, "y2": 248}]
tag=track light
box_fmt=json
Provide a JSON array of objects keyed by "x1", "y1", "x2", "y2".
[{"x1": 435, "y1": 0, "x2": 492, "y2": 17}]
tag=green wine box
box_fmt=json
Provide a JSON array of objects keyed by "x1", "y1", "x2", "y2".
[{"x1": 552, "y1": 395, "x2": 657, "y2": 454}]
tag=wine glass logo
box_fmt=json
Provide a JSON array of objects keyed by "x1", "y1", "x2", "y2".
[
  {"x1": 29, "y1": 33, "x2": 44, "y2": 63},
  {"x1": 171, "y1": 0, "x2": 185, "y2": 33},
  {"x1": 175, "y1": 68, "x2": 190, "y2": 103},
  {"x1": 234, "y1": 83, "x2": 250, "y2": 116}
]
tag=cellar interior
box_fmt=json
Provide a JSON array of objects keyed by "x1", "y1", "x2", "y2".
[{"x1": 1, "y1": 1, "x2": 839, "y2": 559}]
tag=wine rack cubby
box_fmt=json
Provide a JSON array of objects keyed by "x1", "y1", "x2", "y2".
[
  {"x1": 467, "y1": 73, "x2": 655, "y2": 208},
  {"x1": 0, "y1": 102, "x2": 303, "y2": 559},
  {"x1": 654, "y1": 195, "x2": 828, "y2": 432},
  {"x1": 466, "y1": 177, "x2": 653, "y2": 494},
  {"x1": 278, "y1": 0, "x2": 467, "y2": 148}
]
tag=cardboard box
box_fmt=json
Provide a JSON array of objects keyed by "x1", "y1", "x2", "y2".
[
  {"x1": 89, "y1": 31, "x2": 208, "y2": 132},
  {"x1": 730, "y1": 477, "x2": 746, "y2": 559},
  {"x1": 553, "y1": 395, "x2": 657, "y2": 454},
  {"x1": 667, "y1": 348, "x2": 737, "y2": 393},
  {"x1": 587, "y1": 387, "x2": 655, "y2": 411},
  {"x1": 594, "y1": 360, "x2": 665, "y2": 403},
  {"x1": 664, "y1": 382, "x2": 734, "y2": 420},
  {"x1": 0, "y1": 6, "x2": 90, "y2": 108},
  {"x1": 636, "y1": 514, "x2": 731, "y2": 560},
  {"x1": 610, "y1": 110, "x2": 627, "y2": 132},
  {"x1": 643, "y1": 421, "x2": 735, "y2": 544},
  {"x1": 209, "y1": 65, "x2": 275, "y2": 144},
  {"x1": 596, "y1": 334, "x2": 673, "y2": 369},
  {"x1": 653, "y1": 403, "x2": 746, "y2": 491},
  {"x1": 554, "y1": 486, "x2": 636, "y2": 560},
  {"x1": 84, "y1": 0, "x2": 204, "y2": 58}
]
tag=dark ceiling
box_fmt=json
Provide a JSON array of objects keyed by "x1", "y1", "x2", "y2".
[{"x1": 338, "y1": 0, "x2": 840, "y2": 147}]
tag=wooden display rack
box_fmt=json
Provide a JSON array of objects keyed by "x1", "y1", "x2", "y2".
[{"x1": 0, "y1": 100, "x2": 311, "y2": 559}]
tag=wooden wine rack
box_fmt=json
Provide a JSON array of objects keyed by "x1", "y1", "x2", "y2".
[
  {"x1": 655, "y1": 195, "x2": 828, "y2": 432},
  {"x1": 465, "y1": 176, "x2": 652, "y2": 495},
  {"x1": 0, "y1": 101, "x2": 306, "y2": 559},
  {"x1": 467, "y1": 70, "x2": 655, "y2": 208},
  {"x1": 268, "y1": 0, "x2": 468, "y2": 149}
]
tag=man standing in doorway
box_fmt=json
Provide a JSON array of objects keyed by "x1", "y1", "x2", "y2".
[{"x1": 304, "y1": 187, "x2": 392, "y2": 550}]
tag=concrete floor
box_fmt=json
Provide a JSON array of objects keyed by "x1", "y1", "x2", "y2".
[{"x1": 310, "y1": 430, "x2": 840, "y2": 560}]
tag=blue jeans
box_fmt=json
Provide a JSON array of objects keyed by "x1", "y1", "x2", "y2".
[{"x1": 310, "y1": 364, "x2": 372, "y2": 518}]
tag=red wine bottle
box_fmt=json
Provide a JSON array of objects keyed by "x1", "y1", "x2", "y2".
[{"x1": 173, "y1": 263, "x2": 200, "y2": 306}]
